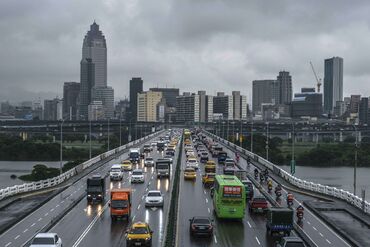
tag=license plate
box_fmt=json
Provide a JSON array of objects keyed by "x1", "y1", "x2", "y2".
[
  {"x1": 279, "y1": 231, "x2": 284, "y2": 235},
  {"x1": 258, "y1": 208, "x2": 262, "y2": 210},
  {"x1": 199, "y1": 226, "x2": 205, "y2": 230},
  {"x1": 135, "y1": 243, "x2": 141, "y2": 246}
]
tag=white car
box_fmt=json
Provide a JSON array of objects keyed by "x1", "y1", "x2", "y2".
[
  {"x1": 186, "y1": 158, "x2": 199, "y2": 170},
  {"x1": 30, "y1": 233, "x2": 62, "y2": 247},
  {"x1": 151, "y1": 142, "x2": 157, "y2": 147},
  {"x1": 144, "y1": 157, "x2": 155, "y2": 167},
  {"x1": 145, "y1": 190, "x2": 164, "y2": 207},
  {"x1": 109, "y1": 164, "x2": 123, "y2": 180},
  {"x1": 131, "y1": 169, "x2": 144, "y2": 183}
]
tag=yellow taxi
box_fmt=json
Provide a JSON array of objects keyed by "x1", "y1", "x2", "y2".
[
  {"x1": 204, "y1": 160, "x2": 216, "y2": 173},
  {"x1": 184, "y1": 139, "x2": 191, "y2": 145},
  {"x1": 184, "y1": 167, "x2": 196, "y2": 180},
  {"x1": 126, "y1": 221, "x2": 153, "y2": 246},
  {"x1": 202, "y1": 173, "x2": 216, "y2": 187},
  {"x1": 121, "y1": 160, "x2": 133, "y2": 171}
]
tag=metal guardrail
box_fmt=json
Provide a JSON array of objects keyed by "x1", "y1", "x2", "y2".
[
  {"x1": 204, "y1": 130, "x2": 370, "y2": 215},
  {"x1": 0, "y1": 131, "x2": 164, "y2": 201}
]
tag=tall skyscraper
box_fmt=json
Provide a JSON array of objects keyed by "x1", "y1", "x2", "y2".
[
  {"x1": 92, "y1": 86, "x2": 114, "y2": 119},
  {"x1": 63, "y1": 82, "x2": 80, "y2": 120},
  {"x1": 79, "y1": 58, "x2": 95, "y2": 119},
  {"x1": 324, "y1": 57, "x2": 343, "y2": 114},
  {"x1": 82, "y1": 22, "x2": 107, "y2": 88},
  {"x1": 252, "y1": 80, "x2": 277, "y2": 114},
  {"x1": 276, "y1": 71, "x2": 292, "y2": 105},
  {"x1": 129, "y1": 77, "x2": 143, "y2": 121}
]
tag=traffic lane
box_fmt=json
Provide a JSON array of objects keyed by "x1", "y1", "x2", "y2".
[
  {"x1": 178, "y1": 151, "x2": 215, "y2": 247},
  {"x1": 230, "y1": 149, "x2": 351, "y2": 247},
  {"x1": 180, "y1": 145, "x2": 267, "y2": 247},
  {"x1": 74, "y1": 145, "x2": 179, "y2": 246}
]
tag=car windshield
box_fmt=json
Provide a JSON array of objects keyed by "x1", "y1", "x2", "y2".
[
  {"x1": 254, "y1": 197, "x2": 266, "y2": 202},
  {"x1": 32, "y1": 237, "x2": 55, "y2": 244},
  {"x1": 87, "y1": 186, "x2": 102, "y2": 193},
  {"x1": 132, "y1": 171, "x2": 142, "y2": 175},
  {"x1": 188, "y1": 160, "x2": 196, "y2": 163},
  {"x1": 185, "y1": 168, "x2": 194, "y2": 172},
  {"x1": 193, "y1": 218, "x2": 210, "y2": 224},
  {"x1": 111, "y1": 200, "x2": 128, "y2": 208},
  {"x1": 146, "y1": 158, "x2": 153, "y2": 161},
  {"x1": 285, "y1": 242, "x2": 305, "y2": 247},
  {"x1": 130, "y1": 227, "x2": 149, "y2": 234},
  {"x1": 129, "y1": 153, "x2": 139, "y2": 158},
  {"x1": 157, "y1": 164, "x2": 169, "y2": 169},
  {"x1": 111, "y1": 168, "x2": 121, "y2": 172},
  {"x1": 148, "y1": 192, "x2": 161, "y2": 197}
]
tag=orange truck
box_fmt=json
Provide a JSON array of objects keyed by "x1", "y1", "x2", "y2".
[{"x1": 109, "y1": 189, "x2": 131, "y2": 221}]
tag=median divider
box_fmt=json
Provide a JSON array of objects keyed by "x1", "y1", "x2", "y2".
[{"x1": 163, "y1": 135, "x2": 183, "y2": 247}]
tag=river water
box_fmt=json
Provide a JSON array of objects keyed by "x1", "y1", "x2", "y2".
[
  {"x1": 280, "y1": 165, "x2": 370, "y2": 201},
  {"x1": 0, "y1": 161, "x2": 66, "y2": 189}
]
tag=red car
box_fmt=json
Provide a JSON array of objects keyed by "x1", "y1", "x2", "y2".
[{"x1": 249, "y1": 196, "x2": 268, "y2": 214}]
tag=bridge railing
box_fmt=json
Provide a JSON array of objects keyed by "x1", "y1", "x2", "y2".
[
  {"x1": 204, "y1": 130, "x2": 370, "y2": 215},
  {"x1": 0, "y1": 130, "x2": 163, "y2": 201}
]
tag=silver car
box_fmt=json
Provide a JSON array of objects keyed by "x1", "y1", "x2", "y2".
[{"x1": 145, "y1": 190, "x2": 164, "y2": 207}]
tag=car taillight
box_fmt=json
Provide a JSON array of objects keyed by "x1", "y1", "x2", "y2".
[{"x1": 191, "y1": 224, "x2": 196, "y2": 230}]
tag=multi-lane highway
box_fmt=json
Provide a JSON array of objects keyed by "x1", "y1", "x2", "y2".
[{"x1": 0, "y1": 129, "x2": 355, "y2": 247}]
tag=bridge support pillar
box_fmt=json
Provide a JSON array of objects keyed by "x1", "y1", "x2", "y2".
[
  {"x1": 339, "y1": 131, "x2": 343, "y2": 142},
  {"x1": 358, "y1": 131, "x2": 362, "y2": 143}
]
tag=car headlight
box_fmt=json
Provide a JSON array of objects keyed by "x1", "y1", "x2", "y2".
[
  {"x1": 87, "y1": 195, "x2": 91, "y2": 197},
  {"x1": 128, "y1": 238, "x2": 132, "y2": 241},
  {"x1": 145, "y1": 237, "x2": 151, "y2": 241},
  {"x1": 98, "y1": 194, "x2": 102, "y2": 197}
]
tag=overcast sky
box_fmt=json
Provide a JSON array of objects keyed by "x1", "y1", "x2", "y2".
[{"x1": 1, "y1": 0, "x2": 370, "y2": 104}]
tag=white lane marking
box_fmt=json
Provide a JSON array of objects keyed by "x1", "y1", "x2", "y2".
[
  {"x1": 205, "y1": 198, "x2": 208, "y2": 203},
  {"x1": 38, "y1": 218, "x2": 42, "y2": 221},
  {"x1": 56, "y1": 204, "x2": 60, "y2": 208},
  {"x1": 214, "y1": 235, "x2": 218, "y2": 244},
  {"x1": 132, "y1": 215, "x2": 136, "y2": 221},
  {"x1": 5, "y1": 242, "x2": 11, "y2": 247},
  {"x1": 208, "y1": 208, "x2": 210, "y2": 213},
  {"x1": 23, "y1": 228, "x2": 28, "y2": 233},
  {"x1": 61, "y1": 200, "x2": 65, "y2": 204},
  {"x1": 71, "y1": 202, "x2": 109, "y2": 247},
  {"x1": 313, "y1": 226, "x2": 317, "y2": 231},
  {"x1": 14, "y1": 235, "x2": 20, "y2": 240},
  {"x1": 50, "y1": 208, "x2": 54, "y2": 212},
  {"x1": 326, "y1": 239, "x2": 332, "y2": 244},
  {"x1": 204, "y1": 190, "x2": 206, "y2": 195},
  {"x1": 31, "y1": 223, "x2": 36, "y2": 227},
  {"x1": 307, "y1": 221, "x2": 311, "y2": 225},
  {"x1": 138, "y1": 204, "x2": 141, "y2": 210},
  {"x1": 255, "y1": 236, "x2": 261, "y2": 245},
  {"x1": 319, "y1": 232, "x2": 324, "y2": 237},
  {"x1": 44, "y1": 213, "x2": 49, "y2": 216},
  {"x1": 247, "y1": 221, "x2": 252, "y2": 228}
]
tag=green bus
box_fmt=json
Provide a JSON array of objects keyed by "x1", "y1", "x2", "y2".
[{"x1": 213, "y1": 175, "x2": 246, "y2": 219}]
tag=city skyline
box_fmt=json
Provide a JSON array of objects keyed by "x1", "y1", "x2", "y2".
[{"x1": 1, "y1": 1, "x2": 370, "y2": 103}]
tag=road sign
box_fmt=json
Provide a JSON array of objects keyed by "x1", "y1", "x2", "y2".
[{"x1": 290, "y1": 160, "x2": 296, "y2": 175}]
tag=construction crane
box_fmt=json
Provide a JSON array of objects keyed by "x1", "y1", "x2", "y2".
[{"x1": 310, "y1": 61, "x2": 322, "y2": 93}]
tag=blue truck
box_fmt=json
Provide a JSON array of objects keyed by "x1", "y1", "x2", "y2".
[{"x1": 266, "y1": 207, "x2": 293, "y2": 236}]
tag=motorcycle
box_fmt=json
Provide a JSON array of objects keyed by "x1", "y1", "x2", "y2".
[
  {"x1": 275, "y1": 190, "x2": 282, "y2": 199},
  {"x1": 297, "y1": 211, "x2": 304, "y2": 222},
  {"x1": 259, "y1": 175, "x2": 264, "y2": 183},
  {"x1": 268, "y1": 184, "x2": 272, "y2": 193},
  {"x1": 254, "y1": 172, "x2": 258, "y2": 180},
  {"x1": 287, "y1": 199, "x2": 294, "y2": 207}
]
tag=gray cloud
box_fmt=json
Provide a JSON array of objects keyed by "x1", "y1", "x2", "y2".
[{"x1": 1, "y1": 0, "x2": 370, "y2": 103}]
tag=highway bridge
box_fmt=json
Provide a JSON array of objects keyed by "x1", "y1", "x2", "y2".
[{"x1": 0, "y1": 128, "x2": 368, "y2": 247}]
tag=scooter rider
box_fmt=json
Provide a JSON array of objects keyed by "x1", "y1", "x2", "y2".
[
  {"x1": 275, "y1": 184, "x2": 282, "y2": 197},
  {"x1": 287, "y1": 193, "x2": 294, "y2": 206},
  {"x1": 296, "y1": 205, "x2": 304, "y2": 219}
]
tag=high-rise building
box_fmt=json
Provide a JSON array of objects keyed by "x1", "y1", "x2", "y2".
[
  {"x1": 359, "y1": 97, "x2": 370, "y2": 125},
  {"x1": 252, "y1": 80, "x2": 278, "y2": 114},
  {"x1": 82, "y1": 22, "x2": 107, "y2": 88},
  {"x1": 232, "y1": 91, "x2": 241, "y2": 120},
  {"x1": 92, "y1": 86, "x2": 114, "y2": 119},
  {"x1": 197, "y1": 91, "x2": 213, "y2": 122},
  {"x1": 129, "y1": 77, "x2": 144, "y2": 121},
  {"x1": 349, "y1": 95, "x2": 361, "y2": 113},
  {"x1": 115, "y1": 99, "x2": 130, "y2": 120},
  {"x1": 79, "y1": 58, "x2": 95, "y2": 119},
  {"x1": 276, "y1": 71, "x2": 292, "y2": 105},
  {"x1": 213, "y1": 93, "x2": 233, "y2": 120},
  {"x1": 176, "y1": 93, "x2": 200, "y2": 123},
  {"x1": 137, "y1": 91, "x2": 162, "y2": 122},
  {"x1": 63, "y1": 82, "x2": 80, "y2": 120},
  {"x1": 324, "y1": 57, "x2": 343, "y2": 114},
  {"x1": 44, "y1": 98, "x2": 63, "y2": 121},
  {"x1": 88, "y1": 101, "x2": 104, "y2": 121},
  {"x1": 149, "y1": 87, "x2": 179, "y2": 107},
  {"x1": 291, "y1": 88, "x2": 323, "y2": 118}
]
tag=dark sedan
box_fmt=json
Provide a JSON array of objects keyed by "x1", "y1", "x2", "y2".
[{"x1": 189, "y1": 216, "x2": 213, "y2": 237}]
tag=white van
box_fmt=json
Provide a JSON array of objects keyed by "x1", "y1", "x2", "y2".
[{"x1": 110, "y1": 164, "x2": 123, "y2": 180}]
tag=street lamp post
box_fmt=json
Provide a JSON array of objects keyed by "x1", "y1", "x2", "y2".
[
  {"x1": 119, "y1": 118, "x2": 122, "y2": 147},
  {"x1": 107, "y1": 118, "x2": 110, "y2": 151},
  {"x1": 266, "y1": 122, "x2": 269, "y2": 161},
  {"x1": 59, "y1": 119, "x2": 65, "y2": 175},
  {"x1": 291, "y1": 122, "x2": 296, "y2": 175},
  {"x1": 251, "y1": 120, "x2": 254, "y2": 153},
  {"x1": 354, "y1": 125, "x2": 358, "y2": 195},
  {"x1": 89, "y1": 120, "x2": 92, "y2": 159}
]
